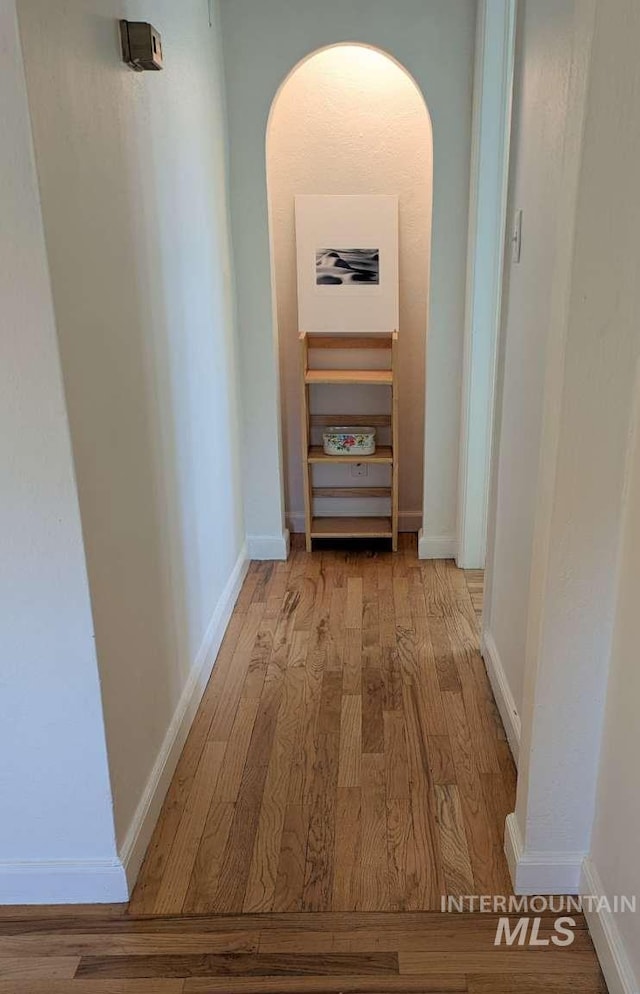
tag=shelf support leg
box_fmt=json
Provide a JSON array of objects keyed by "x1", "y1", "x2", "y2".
[
  {"x1": 391, "y1": 330, "x2": 399, "y2": 552},
  {"x1": 299, "y1": 332, "x2": 312, "y2": 552}
]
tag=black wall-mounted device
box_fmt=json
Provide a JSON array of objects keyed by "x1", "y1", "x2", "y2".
[{"x1": 120, "y1": 21, "x2": 163, "y2": 72}]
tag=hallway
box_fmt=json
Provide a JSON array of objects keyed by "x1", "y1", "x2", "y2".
[{"x1": 130, "y1": 537, "x2": 515, "y2": 916}]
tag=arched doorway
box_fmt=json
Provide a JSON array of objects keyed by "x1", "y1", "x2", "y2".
[{"x1": 266, "y1": 44, "x2": 433, "y2": 539}]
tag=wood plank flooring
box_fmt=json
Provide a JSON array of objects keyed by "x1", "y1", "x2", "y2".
[
  {"x1": 0, "y1": 909, "x2": 606, "y2": 992},
  {"x1": 130, "y1": 535, "x2": 514, "y2": 916},
  {"x1": 0, "y1": 537, "x2": 606, "y2": 991}
]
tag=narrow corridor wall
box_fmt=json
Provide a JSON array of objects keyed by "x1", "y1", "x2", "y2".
[
  {"x1": 17, "y1": 0, "x2": 246, "y2": 887},
  {"x1": 484, "y1": 3, "x2": 640, "y2": 987},
  {"x1": 570, "y1": 0, "x2": 640, "y2": 985},
  {"x1": 0, "y1": 0, "x2": 122, "y2": 902},
  {"x1": 588, "y1": 365, "x2": 640, "y2": 989},
  {"x1": 483, "y1": 0, "x2": 583, "y2": 748},
  {"x1": 499, "y1": 6, "x2": 640, "y2": 991}
]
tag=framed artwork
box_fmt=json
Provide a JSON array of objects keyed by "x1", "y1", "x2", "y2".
[{"x1": 295, "y1": 195, "x2": 399, "y2": 332}]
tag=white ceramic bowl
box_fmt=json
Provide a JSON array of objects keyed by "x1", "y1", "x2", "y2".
[{"x1": 322, "y1": 426, "x2": 376, "y2": 456}]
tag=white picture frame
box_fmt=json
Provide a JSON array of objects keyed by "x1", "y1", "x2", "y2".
[{"x1": 295, "y1": 194, "x2": 399, "y2": 333}]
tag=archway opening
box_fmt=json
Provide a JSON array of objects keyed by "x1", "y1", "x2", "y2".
[{"x1": 266, "y1": 44, "x2": 433, "y2": 539}]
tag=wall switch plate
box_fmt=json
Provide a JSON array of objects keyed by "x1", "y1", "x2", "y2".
[
  {"x1": 511, "y1": 209, "x2": 523, "y2": 263},
  {"x1": 351, "y1": 463, "x2": 368, "y2": 478}
]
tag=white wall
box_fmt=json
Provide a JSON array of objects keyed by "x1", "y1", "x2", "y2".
[
  {"x1": 268, "y1": 45, "x2": 432, "y2": 533},
  {"x1": 587, "y1": 370, "x2": 640, "y2": 990},
  {"x1": 483, "y1": 0, "x2": 583, "y2": 740},
  {"x1": 512, "y1": 0, "x2": 640, "y2": 864},
  {"x1": 219, "y1": 0, "x2": 476, "y2": 558},
  {"x1": 456, "y1": 0, "x2": 515, "y2": 569},
  {"x1": 17, "y1": 0, "x2": 246, "y2": 883},
  {"x1": 483, "y1": 1, "x2": 640, "y2": 983},
  {"x1": 0, "y1": 0, "x2": 124, "y2": 902},
  {"x1": 575, "y1": 1, "x2": 640, "y2": 987},
  {"x1": 498, "y1": 0, "x2": 640, "y2": 949}
]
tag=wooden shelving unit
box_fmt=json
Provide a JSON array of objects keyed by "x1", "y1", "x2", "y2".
[
  {"x1": 305, "y1": 369, "x2": 394, "y2": 385},
  {"x1": 307, "y1": 445, "x2": 393, "y2": 464},
  {"x1": 300, "y1": 331, "x2": 398, "y2": 552}
]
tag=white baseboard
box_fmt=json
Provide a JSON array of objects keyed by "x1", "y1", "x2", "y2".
[
  {"x1": 286, "y1": 512, "x2": 422, "y2": 533},
  {"x1": 481, "y1": 629, "x2": 521, "y2": 764},
  {"x1": 247, "y1": 530, "x2": 290, "y2": 561},
  {"x1": 119, "y1": 543, "x2": 249, "y2": 891},
  {"x1": 0, "y1": 858, "x2": 128, "y2": 904},
  {"x1": 418, "y1": 528, "x2": 457, "y2": 559},
  {"x1": 504, "y1": 812, "x2": 586, "y2": 894},
  {"x1": 581, "y1": 857, "x2": 638, "y2": 994},
  {"x1": 0, "y1": 544, "x2": 250, "y2": 905}
]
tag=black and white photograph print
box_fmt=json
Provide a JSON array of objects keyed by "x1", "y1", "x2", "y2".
[
  {"x1": 295, "y1": 195, "x2": 398, "y2": 330},
  {"x1": 315, "y1": 248, "x2": 380, "y2": 286}
]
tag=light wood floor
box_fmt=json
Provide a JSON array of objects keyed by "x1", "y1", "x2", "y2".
[
  {"x1": 0, "y1": 537, "x2": 606, "y2": 991},
  {"x1": 129, "y1": 535, "x2": 515, "y2": 916}
]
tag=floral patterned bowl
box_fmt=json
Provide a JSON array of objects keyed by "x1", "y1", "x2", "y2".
[{"x1": 322, "y1": 426, "x2": 376, "y2": 456}]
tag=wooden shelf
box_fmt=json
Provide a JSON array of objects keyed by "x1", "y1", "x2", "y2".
[
  {"x1": 300, "y1": 331, "x2": 399, "y2": 551},
  {"x1": 310, "y1": 516, "x2": 393, "y2": 538},
  {"x1": 308, "y1": 445, "x2": 393, "y2": 464},
  {"x1": 305, "y1": 369, "x2": 393, "y2": 385},
  {"x1": 309, "y1": 414, "x2": 392, "y2": 428},
  {"x1": 306, "y1": 335, "x2": 393, "y2": 350},
  {"x1": 313, "y1": 486, "x2": 392, "y2": 499}
]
